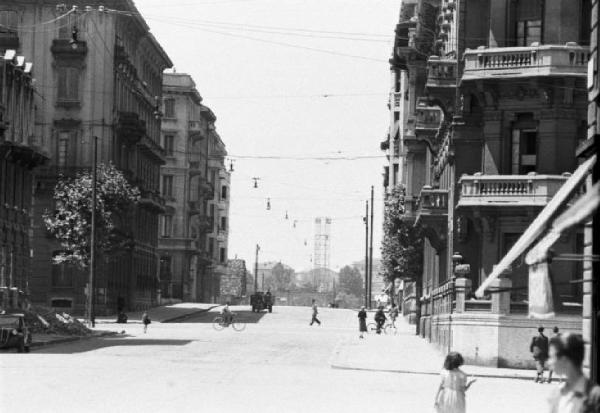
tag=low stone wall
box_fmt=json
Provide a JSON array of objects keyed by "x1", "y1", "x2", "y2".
[{"x1": 429, "y1": 313, "x2": 581, "y2": 368}]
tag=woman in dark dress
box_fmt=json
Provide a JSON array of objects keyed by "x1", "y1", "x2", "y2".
[{"x1": 358, "y1": 306, "x2": 367, "y2": 339}]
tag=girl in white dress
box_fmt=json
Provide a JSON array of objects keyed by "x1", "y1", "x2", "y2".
[{"x1": 434, "y1": 352, "x2": 476, "y2": 413}]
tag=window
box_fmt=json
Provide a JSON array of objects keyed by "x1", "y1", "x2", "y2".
[
  {"x1": 580, "y1": 0, "x2": 592, "y2": 46},
  {"x1": 57, "y1": 132, "x2": 71, "y2": 167},
  {"x1": 219, "y1": 247, "x2": 226, "y2": 263},
  {"x1": 160, "y1": 215, "x2": 173, "y2": 237},
  {"x1": 163, "y1": 134, "x2": 175, "y2": 156},
  {"x1": 516, "y1": 20, "x2": 541, "y2": 46},
  {"x1": 162, "y1": 175, "x2": 174, "y2": 197},
  {"x1": 51, "y1": 252, "x2": 74, "y2": 288},
  {"x1": 514, "y1": 0, "x2": 543, "y2": 46},
  {"x1": 0, "y1": 10, "x2": 18, "y2": 34},
  {"x1": 164, "y1": 99, "x2": 175, "y2": 118},
  {"x1": 220, "y1": 216, "x2": 227, "y2": 231},
  {"x1": 511, "y1": 129, "x2": 537, "y2": 174},
  {"x1": 209, "y1": 237, "x2": 215, "y2": 257},
  {"x1": 57, "y1": 66, "x2": 80, "y2": 102},
  {"x1": 221, "y1": 185, "x2": 228, "y2": 200}
]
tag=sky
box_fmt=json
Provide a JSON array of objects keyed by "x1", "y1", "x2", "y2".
[{"x1": 135, "y1": 0, "x2": 402, "y2": 272}]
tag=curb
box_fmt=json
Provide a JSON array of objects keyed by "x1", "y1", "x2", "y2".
[
  {"x1": 30, "y1": 331, "x2": 118, "y2": 349},
  {"x1": 329, "y1": 362, "x2": 535, "y2": 381},
  {"x1": 160, "y1": 305, "x2": 221, "y2": 323}
]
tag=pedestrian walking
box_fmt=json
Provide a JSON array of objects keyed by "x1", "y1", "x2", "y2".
[
  {"x1": 142, "y1": 311, "x2": 151, "y2": 333},
  {"x1": 434, "y1": 352, "x2": 476, "y2": 413},
  {"x1": 374, "y1": 305, "x2": 386, "y2": 334},
  {"x1": 309, "y1": 299, "x2": 321, "y2": 326},
  {"x1": 547, "y1": 332, "x2": 600, "y2": 412},
  {"x1": 548, "y1": 326, "x2": 561, "y2": 384},
  {"x1": 358, "y1": 306, "x2": 367, "y2": 338},
  {"x1": 389, "y1": 303, "x2": 399, "y2": 328},
  {"x1": 531, "y1": 326, "x2": 550, "y2": 383}
]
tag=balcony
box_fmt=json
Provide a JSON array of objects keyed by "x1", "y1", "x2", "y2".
[
  {"x1": 139, "y1": 189, "x2": 165, "y2": 212},
  {"x1": 188, "y1": 200, "x2": 202, "y2": 214},
  {"x1": 462, "y1": 44, "x2": 588, "y2": 82},
  {"x1": 426, "y1": 57, "x2": 457, "y2": 90},
  {"x1": 457, "y1": 173, "x2": 568, "y2": 208},
  {"x1": 415, "y1": 187, "x2": 448, "y2": 227},
  {"x1": 116, "y1": 112, "x2": 146, "y2": 146},
  {"x1": 189, "y1": 120, "x2": 205, "y2": 142},
  {"x1": 200, "y1": 180, "x2": 215, "y2": 200},
  {"x1": 188, "y1": 161, "x2": 202, "y2": 176},
  {"x1": 415, "y1": 105, "x2": 443, "y2": 132}
]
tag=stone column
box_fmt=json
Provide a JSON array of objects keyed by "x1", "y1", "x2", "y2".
[
  {"x1": 490, "y1": 277, "x2": 512, "y2": 314},
  {"x1": 454, "y1": 277, "x2": 472, "y2": 313}
]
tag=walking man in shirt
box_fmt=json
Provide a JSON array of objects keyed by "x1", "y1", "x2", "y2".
[{"x1": 310, "y1": 299, "x2": 321, "y2": 326}]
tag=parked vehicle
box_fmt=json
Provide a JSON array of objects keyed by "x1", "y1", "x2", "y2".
[
  {"x1": 0, "y1": 313, "x2": 32, "y2": 353},
  {"x1": 250, "y1": 291, "x2": 274, "y2": 313}
]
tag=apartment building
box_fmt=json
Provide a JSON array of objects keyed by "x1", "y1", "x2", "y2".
[
  {"x1": 159, "y1": 72, "x2": 230, "y2": 303},
  {"x1": 3, "y1": 2, "x2": 172, "y2": 314},
  {"x1": 385, "y1": 0, "x2": 592, "y2": 368},
  {"x1": 0, "y1": 45, "x2": 47, "y2": 310}
]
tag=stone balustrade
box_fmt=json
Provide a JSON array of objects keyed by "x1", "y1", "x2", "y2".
[
  {"x1": 432, "y1": 279, "x2": 455, "y2": 315},
  {"x1": 462, "y1": 44, "x2": 588, "y2": 81},
  {"x1": 426, "y1": 57, "x2": 457, "y2": 88},
  {"x1": 458, "y1": 173, "x2": 568, "y2": 208},
  {"x1": 416, "y1": 106, "x2": 443, "y2": 130}
]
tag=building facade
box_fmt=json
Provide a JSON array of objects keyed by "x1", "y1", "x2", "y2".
[
  {"x1": 220, "y1": 258, "x2": 247, "y2": 304},
  {"x1": 6, "y1": 1, "x2": 172, "y2": 314},
  {"x1": 0, "y1": 44, "x2": 47, "y2": 310},
  {"x1": 159, "y1": 73, "x2": 230, "y2": 304},
  {"x1": 385, "y1": 0, "x2": 591, "y2": 368}
]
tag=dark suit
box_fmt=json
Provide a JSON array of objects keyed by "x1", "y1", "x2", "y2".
[{"x1": 530, "y1": 333, "x2": 549, "y2": 380}]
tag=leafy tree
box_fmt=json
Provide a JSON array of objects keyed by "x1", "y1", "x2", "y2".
[
  {"x1": 381, "y1": 184, "x2": 423, "y2": 283},
  {"x1": 43, "y1": 163, "x2": 140, "y2": 268},
  {"x1": 265, "y1": 263, "x2": 296, "y2": 292},
  {"x1": 338, "y1": 265, "x2": 363, "y2": 297}
]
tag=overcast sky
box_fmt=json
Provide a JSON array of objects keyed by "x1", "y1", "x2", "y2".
[{"x1": 135, "y1": 0, "x2": 401, "y2": 272}]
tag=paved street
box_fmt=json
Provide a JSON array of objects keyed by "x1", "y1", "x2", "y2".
[{"x1": 1, "y1": 306, "x2": 552, "y2": 412}]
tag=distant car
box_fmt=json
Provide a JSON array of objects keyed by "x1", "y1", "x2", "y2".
[
  {"x1": 250, "y1": 292, "x2": 274, "y2": 313},
  {"x1": 0, "y1": 313, "x2": 32, "y2": 353}
]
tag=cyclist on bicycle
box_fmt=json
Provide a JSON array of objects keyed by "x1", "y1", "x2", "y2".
[
  {"x1": 374, "y1": 305, "x2": 386, "y2": 334},
  {"x1": 221, "y1": 303, "x2": 233, "y2": 326}
]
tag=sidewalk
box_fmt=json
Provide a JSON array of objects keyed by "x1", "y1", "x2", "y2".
[
  {"x1": 30, "y1": 330, "x2": 117, "y2": 349},
  {"x1": 95, "y1": 302, "x2": 222, "y2": 324},
  {"x1": 329, "y1": 318, "x2": 535, "y2": 381},
  {"x1": 24, "y1": 303, "x2": 221, "y2": 350}
]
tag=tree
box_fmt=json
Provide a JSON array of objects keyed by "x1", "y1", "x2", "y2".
[
  {"x1": 338, "y1": 265, "x2": 363, "y2": 297},
  {"x1": 43, "y1": 163, "x2": 140, "y2": 268},
  {"x1": 265, "y1": 263, "x2": 295, "y2": 292},
  {"x1": 381, "y1": 184, "x2": 423, "y2": 283}
]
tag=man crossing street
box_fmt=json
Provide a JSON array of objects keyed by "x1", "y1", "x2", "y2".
[{"x1": 310, "y1": 299, "x2": 321, "y2": 326}]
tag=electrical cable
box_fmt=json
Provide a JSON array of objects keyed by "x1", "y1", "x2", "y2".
[{"x1": 0, "y1": 7, "x2": 75, "y2": 30}]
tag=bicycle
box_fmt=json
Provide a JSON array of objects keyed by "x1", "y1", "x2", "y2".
[
  {"x1": 367, "y1": 320, "x2": 397, "y2": 335},
  {"x1": 212, "y1": 313, "x2": 246, "y2": 332}
]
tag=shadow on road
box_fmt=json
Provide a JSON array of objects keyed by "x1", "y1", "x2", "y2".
[
  {"x1": 171, "y1": 309, "x2": 268, "y2": 324},
  {"x1": 32, "y1": 336, "x2": 196, "y2": 354}
]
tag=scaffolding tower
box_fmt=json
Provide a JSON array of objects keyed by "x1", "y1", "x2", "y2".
[{"x1": 313, "y1": 217, "x2": 331, "y2": 291}]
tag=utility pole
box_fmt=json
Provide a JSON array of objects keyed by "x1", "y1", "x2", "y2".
[
  {"x1": 369, "y1": 186, "x2": 374, "y2": 309},
  {"x1": 364, "y1": 200, "x2": 369, "y2": 308},
  {"x1": 254, "y1": 244, "x2": 260, "y2": 293},
  {"x1": 88, "y1": 136, "x2": 98, "y2": 328}
]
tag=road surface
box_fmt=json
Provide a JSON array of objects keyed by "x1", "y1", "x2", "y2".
[{"x1": 0, "y1": 306, "x2": 551, "y2": 412}]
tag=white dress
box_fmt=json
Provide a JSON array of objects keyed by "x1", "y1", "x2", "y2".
[{"x1": 435, "y1": 369, "x2": 467, "y2": 413}]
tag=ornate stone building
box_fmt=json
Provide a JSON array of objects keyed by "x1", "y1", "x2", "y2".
[
  {"x1": 385, "y1": 0, "x2": 592, "y2": 367},
  {"x1": 159, "y1": 72, "x2": 230, "y2": 303},
  {"x1": 0, "y1": 44, "x2": 47, "y2": 310},
  {"x1": 5, "y1": 1, "x2": 172, "y2": 314}
]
